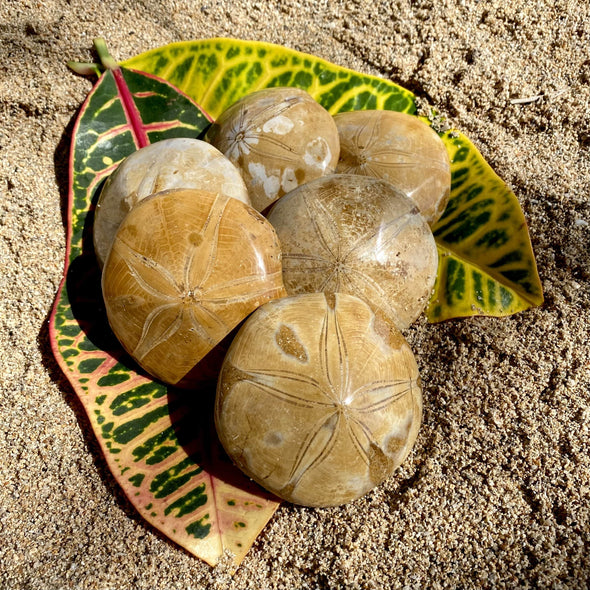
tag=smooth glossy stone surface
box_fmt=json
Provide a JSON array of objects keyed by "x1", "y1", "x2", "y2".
[
  {"x1": 334, "y1": 110, "x2": 451, "y2": 225},
  {"x1": 93, "y1": 138, "x2": 250, "y2": 267},
  {"x1": 266, "y1": 174, "x2": 438, "y2": 330},
  {"x1": 102, "y1": 188, "x2": 286, "y2": 386},
  {"x1": 215, "y1": 292, "x2": 423, "y2": 507},
  {"x1": 206, "y1": 87, "x2": 340, "y2": 213}
]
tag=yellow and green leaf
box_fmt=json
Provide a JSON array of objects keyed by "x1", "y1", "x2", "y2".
[
  {"x1": 124, "y1": 39, "x2": 416, "y2": 119},
  {"x1": 124, "y1": 38, "x2": 543, "y2": 321},
  {"x1": 429, "y1": 135, "x2": 543, "y2": 320}
]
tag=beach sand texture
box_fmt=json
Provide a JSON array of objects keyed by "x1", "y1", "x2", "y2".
[{"x1": 1, "y1": 1, "x2": 589, "y2": 588}]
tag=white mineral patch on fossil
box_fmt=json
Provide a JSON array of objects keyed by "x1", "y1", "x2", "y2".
[
  {"x1": 263, "y1": 114, "x2": 295, "y2": 135},
  {"x1": 303, "y1": 137, "x2": 332, "y2": 170},
  {"x1": 248, "y1": 162, "x2": 281, "y2": 198}
]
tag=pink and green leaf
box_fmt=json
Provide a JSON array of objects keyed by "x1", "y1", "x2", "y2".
[{"x1": 50, "y1": 41, "x2": 280, "y2": 569}]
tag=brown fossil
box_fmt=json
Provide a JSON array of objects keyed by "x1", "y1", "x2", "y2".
[
  {"x1": 215, "y1": 292, "x2": 423, "y2": 507},
  {"x1": 266, "y1": 174, "x2": 438, "y2": 330},
  {"x1": 101, "y1": 188, "x2": 286, "y2": 387},
  {"x1": 93, "y1": 138, "x2": 250, "y2": 267},
  {"x1": 205, "y1": 87, "x2": 340, "y2": 213},
  {"x1": 334, "y1": 110, "x2": 451, "y2": 225}
]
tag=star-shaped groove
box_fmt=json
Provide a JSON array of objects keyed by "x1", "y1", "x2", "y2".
[
  {"x1": 223, "y1": 97, "x2": 301, "y2": 163},
  {"x1": 340, "y1": 115, "x2": 449, "y2": 176},
  {"x1": 113, "y1": 193, "x2": 280, "y2": 364},
  {"x1": 282, "y1": 192, "x2": 418, "y2": 303},
  {"x1": 342, "y1": 109, "x2": 383, "y2": 162},
  {"x1": 230, "y1": 298, "x2": 417, "y2": 493}
]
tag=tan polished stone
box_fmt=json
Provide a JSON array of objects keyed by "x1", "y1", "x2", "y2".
[
  {"x1": 266, "y1": 174, "x2": 438, "y2": 330},
  {"x1": 334, "y1": 110, "x2": 451, "y2": 225},
  {"x1": 215, "y1": 292, "x2": 423, "y2": 507},
  {"x1": 206, "y1": 87, "x2": 340, "y2": 213},
  {"x1": 101, "y1": 188, "x2": 286, "y2": 386}
]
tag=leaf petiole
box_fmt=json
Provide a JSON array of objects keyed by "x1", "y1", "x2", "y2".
[
  {"x1": 67, "y1": 39, "x2": 119, "y2": 77},
  {"x1": 93, "y1": 37, "x2": 119, "y2": 71},
  {"x1": 67, "y1": 61, "x2": 102, "y2": 76},
  {"x1": 91, "y1": 37, "x2": 151, "y2": 149}
]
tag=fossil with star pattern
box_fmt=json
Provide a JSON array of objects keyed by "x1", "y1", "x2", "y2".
[
  {"x1": 215, "y1": 292, "x2": 422, "y2": 507},
  {"x1": 101, "y1": 187, "x2": 286, "y2": 387}
]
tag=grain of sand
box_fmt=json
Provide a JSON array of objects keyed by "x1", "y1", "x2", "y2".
[{"x1": 1, "y1": 1, "x2": 589, "y2": 588}]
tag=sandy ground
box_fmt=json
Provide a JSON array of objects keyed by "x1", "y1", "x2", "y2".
[{"x1": 1, "y1": 0, "x2": 589, "y2": 588}]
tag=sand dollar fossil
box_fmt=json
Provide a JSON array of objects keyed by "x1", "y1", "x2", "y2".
[
  {"x1": 215, "y1": 292, "x2": 423, "y2": 507},
  {"x1": 205, "y1": 87, "x2": 340, "y2": 213},
  {"x1": 266, "y1": 174, "x2": 438, "y2": 330},
  {"x1": 93, "y1": 137, "x2": 250, "y2": 267},
  {"x1": 101, "y1": 187, "x2": 286, "y2": 387},
  {"x1": 334, "y1": 110, "x2": 451, "y2": 225}
]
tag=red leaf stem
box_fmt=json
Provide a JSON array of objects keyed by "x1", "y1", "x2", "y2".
[
  {"x1": 94, "y1": 37, "x2": 150, "y2": 149},
  {"x1": 111, "y1": 67, "x2": 150, "y2": 149}
]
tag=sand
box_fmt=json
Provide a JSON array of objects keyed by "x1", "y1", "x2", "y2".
[{"x1": 1, "y1": 0, "x2": 589, "y2": 588}]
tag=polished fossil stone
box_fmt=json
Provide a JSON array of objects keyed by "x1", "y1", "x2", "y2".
[
  {"x1": 206, "y1": 87, "x2": 340, "y2": 213},
  {"x1": 101, "y1": 188, "x2": 286, "y2": 387},
  {"x1": 334, "y1": 110, "x2": 451, "y2": 225},
  {"x1": 215, "y1": 292, "x2": 423, "y2": 507},
  {"x1": 266, "y1": 174, "x2": 438, "y2": 330},
  {"x1": 93, "y1": 137, "x2": 250, "y2": 267}
]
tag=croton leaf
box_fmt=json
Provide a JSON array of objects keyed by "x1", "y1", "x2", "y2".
[
  {"x1": 50, "y1": 40, "x2": 280, "y2": 569},
  {"x1": 429, "y1": 136, "x2": 544, "y2": 320},
  {"x1": 123, "y1": 38, "x2": 543, "y2": 321}
]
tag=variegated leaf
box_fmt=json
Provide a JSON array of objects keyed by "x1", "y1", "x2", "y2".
[
  {"x1": 124, "y1": 38, "x2": 543, "y2": 320},
  {"x1": 50, "y1": 40, "x2": 279, "y2": 569}
]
